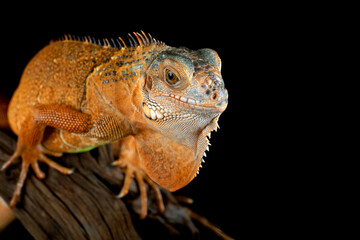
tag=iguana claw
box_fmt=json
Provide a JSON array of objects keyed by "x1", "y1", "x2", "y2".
[
  {"x1": 113, "y1": 136, "x2": 165, "y2": 219},
  {"x1": 113, "y1": 158, "x2": 164, "y2": 219},
  {"x1": 1, "y1": 142, "x2": 73, "y2": 208}
]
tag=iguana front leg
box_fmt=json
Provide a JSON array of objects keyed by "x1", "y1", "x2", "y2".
[
  {"x1": 112, "y1": 135, "x2": 165, "y2": 219},
  {"x1": 1, "y1": 105, "x2": 92, "y2": 207}
]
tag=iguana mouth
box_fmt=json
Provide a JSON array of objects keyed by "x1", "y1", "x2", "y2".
[
  {"x1": 142, "y1": 99, "x2": 200, "y2": 121},
  {"x1": 142, "y1": 92, "x2": 222, "y2": 122},
  {"x1": 160, "y1": 94, "x2": 200, "y2": 105},
  {"x1": 142, "y1": 94, "x2": 212, "y2": 121}
]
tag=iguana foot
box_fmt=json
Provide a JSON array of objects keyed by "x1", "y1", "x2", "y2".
[
  {"x1": 1, "y1": 143, "x2": 73, "y2": 208},
  {"x1": 113, "y1": 136, "x2": 165, "y2": 219},
  {"x1": 112, "y1": 158, "x2": 164, "y2": 219}
]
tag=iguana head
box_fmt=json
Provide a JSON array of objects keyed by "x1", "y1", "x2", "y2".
[{"x1": 138, "y1": 47, "x2": 228, "y2": 191}]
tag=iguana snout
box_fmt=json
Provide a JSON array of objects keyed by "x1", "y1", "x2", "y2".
[{"x1": 201, "y1": 71, "x2": 228, "y2": 111}]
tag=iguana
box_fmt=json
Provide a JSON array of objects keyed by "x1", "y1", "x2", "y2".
[{"x1": 1, "y1": 32, "x2": 228, "y2": 218}]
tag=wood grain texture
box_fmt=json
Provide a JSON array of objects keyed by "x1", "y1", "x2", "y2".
[{"x1": 0, "y1": 130, "x2": 199, "y2": 240}]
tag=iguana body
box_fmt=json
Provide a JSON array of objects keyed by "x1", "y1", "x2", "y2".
[{"x1": 3, "y1": 32, "x2": 228, "y2": 217}]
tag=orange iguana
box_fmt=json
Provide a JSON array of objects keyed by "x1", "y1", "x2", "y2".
[{"x1": 1, "y1": 32, "x2": 228, "y2": 218}]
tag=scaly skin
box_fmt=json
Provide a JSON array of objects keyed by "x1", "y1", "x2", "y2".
[{"x1": 2, "y1": 32, "x2": 228, "y2": 217}]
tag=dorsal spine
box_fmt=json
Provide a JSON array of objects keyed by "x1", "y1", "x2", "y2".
[{"x1": 59, "y1": 31, "x2": 166, "y2": 50}]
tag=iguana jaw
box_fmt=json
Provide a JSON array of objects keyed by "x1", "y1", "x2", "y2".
[
  {"x1": 142, "y1": 93, "x2": 219, "y2": 121},
  {"x1": 139, "y1": 93, "x2": 224, "y2": 191},
  {"x1": 141, "y1": 92, "x2": 222, "y2": 164},
  {"x1": 135, "y1": 107, "x2": 221, "y2": 192}
]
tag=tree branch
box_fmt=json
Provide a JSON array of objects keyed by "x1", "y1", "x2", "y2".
[{"x1": 0, "y1": 130, "x2": 199, "y2": 240}]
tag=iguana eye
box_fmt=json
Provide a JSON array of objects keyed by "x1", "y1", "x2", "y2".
[{"x1": 165, "y1": 69, "x2": 180, "y2": 85}]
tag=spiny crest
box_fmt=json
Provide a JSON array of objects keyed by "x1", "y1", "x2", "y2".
[{"x1": 60, "y1": 31, "x2": 166, "y2": 49}]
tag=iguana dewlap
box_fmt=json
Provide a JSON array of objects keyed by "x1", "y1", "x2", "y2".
[{"x1": 2, "y1": 32, "x2": 228, "y2": 217}]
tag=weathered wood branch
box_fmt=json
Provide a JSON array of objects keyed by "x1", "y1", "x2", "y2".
[{"x1": 0, "y1": 130, "x2": 200, "y2": 240}]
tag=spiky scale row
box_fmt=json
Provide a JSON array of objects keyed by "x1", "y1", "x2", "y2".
[
  {"x1": 195, "y1": 122, "x2": 220, "y2": 175},
  {"x1": 196, "y1": 133, "x2": 212, "y2": 175},
  {"x1": 60, "y1": 31, "x2": 165, "y2": 50}
]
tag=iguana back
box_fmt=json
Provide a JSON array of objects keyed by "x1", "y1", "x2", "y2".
[{"x1": 8, "y1": 41, "x2": 116, "y2": 134}]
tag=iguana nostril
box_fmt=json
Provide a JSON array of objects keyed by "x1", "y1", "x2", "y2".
[{"x1": 211, "y1": 92, "x2": 218, "y2": 101}]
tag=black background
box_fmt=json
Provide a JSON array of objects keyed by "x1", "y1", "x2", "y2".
[{"x1": 0, "y1": 5, "x2": 311, "y2": 240}]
